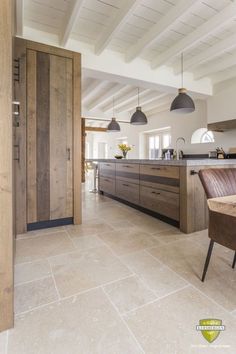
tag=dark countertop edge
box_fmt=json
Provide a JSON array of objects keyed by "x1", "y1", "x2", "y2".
[{"x1": 86, "y1": 158, "x2": 236, "y2": 166}]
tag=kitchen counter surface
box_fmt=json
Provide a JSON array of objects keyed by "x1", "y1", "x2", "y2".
[{"x1": 86, "y1": 158, "x2": 236, "y2": 167}]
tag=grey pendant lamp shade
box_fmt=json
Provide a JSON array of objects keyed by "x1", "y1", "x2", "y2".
[
  {"x1": 107, "y1": 97, "x2": 120, "y2": 132},
  {"x1": 130, "y1": 88, "x2": 148, "y2": 125},
  {"x1": 170, "y1": 53, "x2": 195, "y2": 114}
]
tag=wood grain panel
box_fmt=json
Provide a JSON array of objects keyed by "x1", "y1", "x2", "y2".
[
  {"x1": 99, "y1": 176, "x2": 116, "y2": 195},
  {"x1": 66, "y1": 58, "x2": 73, "y2": 217},
  {"x1": 140, "y1": 186, "x2": 180, "y2": 221},
  {"x1": 116, "y1": 163, "x2": 140, "y2": 184},
  {"x1": 36, "y1": 51, "x2": 50, "y2": 221},
  {"x1": 50, "y1": 55, "x2": 71, "y2": 219},
  {"x1": 14, "y1": 38, "x2": 27, "y2": 233},
  {"x1": 0, "y1": 0, "x2": 13, "y2": 332},
  {"x1": 140, "y1": 164, "x2": 180, "y2": 179},
  {"x1": 99, "y1": 162, "x2": 116, "y2": 178},
  {"x1": 27, "y1": 49, "x2": 37, "y2": 223},
  {"x1": 73, "y1": 53, "x2": 82, "y2": 225},
  {"x1": 116, "y1": 180, "x2": 140, "y2": 205}
]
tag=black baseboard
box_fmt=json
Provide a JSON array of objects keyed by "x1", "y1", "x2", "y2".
[
  {"x1": 27, "y1": 217, "x2": 74, "y2": 231},
  {"x1": 102, "y1": 192, "x2": 179, "y2": 228}
]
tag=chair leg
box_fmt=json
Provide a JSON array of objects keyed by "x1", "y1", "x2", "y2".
[
  {"x1": 232, "y1": 252, "x2": 236, "y2": 269},
  {"x1": 201, "y1": 240, "x2": 214, "y2": 282}
]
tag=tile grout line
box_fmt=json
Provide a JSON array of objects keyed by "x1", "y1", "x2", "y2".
[
  {"x1": 102, "y1": 287, "x2": 146, "y2": 354},
  {"x1": 14, "y1": 274, "x2": 137, "y2": 318},
  {"x1": 14, "y1": 274, "x2": 53, "y2": 287},
  {"x1": 48, "y1": 260, "x2": 61, "y2": 301},
  {"x1": 122, "y1": 284, "x2": 191, "y2": 317},
  {"x1": 145, "y1": 249, "x2": 236, "y2": 318}
]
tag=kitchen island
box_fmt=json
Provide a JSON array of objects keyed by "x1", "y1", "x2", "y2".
[{"x1": 92, "y1": 159, "x2": 236, "y2": 234}]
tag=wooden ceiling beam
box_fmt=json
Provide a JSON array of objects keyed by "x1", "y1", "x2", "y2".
[
  {"x1": 85, "y1": 126, "x2": 107, "y2": 132},
  {"x1": 95, "y1": 0, "x2": 142, "y2": 55},
  {"x1": 126, "y1": 0, "x2": 198, "y2": 63},
  {"x1": 151, "y1": 2, "x2": 236, "y2": 69},
  {"x1": 60, "y1": 0, "x2": 84, "y2": 47}
]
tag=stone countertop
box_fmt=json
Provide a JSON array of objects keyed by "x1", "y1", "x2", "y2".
[{"x1": 86, "y1": 158, "x2": 236, "y2": 167}]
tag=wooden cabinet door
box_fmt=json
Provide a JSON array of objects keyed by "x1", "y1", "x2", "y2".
[{"x1": 27, "y1": 50, "x2": 73, "y2": 224}]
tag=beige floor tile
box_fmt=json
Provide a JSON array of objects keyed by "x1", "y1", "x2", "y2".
[
  {"x1": 125, "y1": 286, "x2": 236, "y2": 354},
  {"x1": 49, "y1": 246, "x2": 132, "y2": 297},
  {"x1": 148, "y1": 239, "x2": 236, "y2": 311},
  {"x1": 104, "y1": 275, "x2": 156, "y2": 314},
  {"x1": 129, "y1": 214, "x2": 177, "y2": 234},
  {"x1": 14, "y1": 260, "x2": 51, "y2": 286},
  {"x1": 153, "y1": 228, "x2": 191, "y2": 244},
  {"x1": 8, "y1": 288, "x2": 142, "y2": 354},
  {"x1": 15, "y1": 231, "x2": 75, "y2": 264},
  {"x1": 0, "y1": 331, "x2": 7, "y2": 354},
  {"x1": 69, "y1": 234, "x2": 105, "y2": 250},
  {"x1": 105, "y1": 219, "x2": 137, "y2": 231},
  {"x1": 14, "y1": 276, "x2": 58, "y2": 314},
  {"x1": 17, "y1": 226, "x2": 66, "y2": 239},
  {"x1": 98, "y1": 229, "x2": 161, "y2": 256},
  {"x1": 66, "y1": 220, "x2": 113, "y2": 238},
  {"x1": 121, "y1": 250, "x2": 187, "y2": 298}
]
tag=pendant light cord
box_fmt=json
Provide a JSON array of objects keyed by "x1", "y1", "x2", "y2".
[
  {"x1": 113, "y1": 96, "x2": 115, "y2": 117},
  {"x1": 138, "y1": 87, "x2": 140, "y2": 106},
  {"x1": 181, "y1": 52, "x2": 184, "y2": 88}
]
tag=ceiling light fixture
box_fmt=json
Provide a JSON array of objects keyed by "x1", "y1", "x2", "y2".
[
  {"x1": 107, "y1": 97, "x2": 120, "y2": 132},
  {"x1": 130, "y1": 88, "x2": 148, "y2": 125},
  {"x1": 170, "y1": 53, "x2": 195, "y2": 114}
]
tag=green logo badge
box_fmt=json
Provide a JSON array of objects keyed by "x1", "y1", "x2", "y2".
[{"x1": 196, "y1": 319, "x2": 225, "y2": 343}]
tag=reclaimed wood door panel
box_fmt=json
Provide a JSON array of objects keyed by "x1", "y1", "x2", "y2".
[
  {"x1": 50, "y1": 55, "x2": 73, "y2": 219},
  {"x1": 26, "y1": 50, "x2": 73, "y2": 223},
  {"x1": 27, "y1": 49, "x2": 37, "y2": 223}
]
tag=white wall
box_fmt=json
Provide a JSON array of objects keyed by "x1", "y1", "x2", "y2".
[
  {"x1": 208, "y1": 78, "x2": 236, "y2": 124},
  {"x1": 87, "y1": 97, "x2": 236, "y2": 159}
]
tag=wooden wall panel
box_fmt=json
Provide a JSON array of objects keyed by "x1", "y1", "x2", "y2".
[
  {"x1": 0, "y1": 0, "x2": 13, "y2": 332},
  {"x1": 14, "y1": 39, "x2": 27, "y2": 234},
  {"x1": 36, "y1": 52, "x2": 50, "y2": 221},
  {"x1": 73, "y1": 54, "x2": 82, "y2": 225},
  {"x1": 66, "y1": 59, "x2": 73, "y2": 217},
  {"x1": 50, "y1": 55, "x2": 73, "y2": 219},
  {"x1": 27, "y1": 49, "x2": 37, "y2": 223}
]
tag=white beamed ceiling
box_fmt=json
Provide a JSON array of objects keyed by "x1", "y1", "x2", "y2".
[{"x1": 20, "y1": 0, "x2": 236, "y2": 119}]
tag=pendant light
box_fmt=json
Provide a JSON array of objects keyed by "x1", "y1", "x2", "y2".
[
  {"x1": 107, "y1": 97, "x2": 120, "y2": 132},
  {"x1": 170, "y1": 53, "x2": 195, "y2": 114},
  {"x1": 130, "y1": 88, "x2": 148, "y2": 125}
]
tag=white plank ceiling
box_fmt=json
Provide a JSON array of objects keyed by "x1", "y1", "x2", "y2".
[{"x1": 19, "y1": 0, "x2": 236, "y2": 121}]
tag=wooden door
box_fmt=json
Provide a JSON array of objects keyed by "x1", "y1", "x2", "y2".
[{"x1": 27, "y1": 50, "x2": 73, "y2": 226}]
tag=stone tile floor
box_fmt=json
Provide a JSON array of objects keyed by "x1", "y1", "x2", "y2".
[{"x1": 1, "y1": 185, "x2": 236, "y2": 353}]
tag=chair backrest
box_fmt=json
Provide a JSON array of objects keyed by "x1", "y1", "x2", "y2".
[{"x1": 199, "y1": 168, "x2": 236, "y2": 199}]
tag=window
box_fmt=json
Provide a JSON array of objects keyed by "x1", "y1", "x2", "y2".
[
  {"x1": 147, "y1": 129, "x2": 171, "y2": 159},
  {"x1": 148, "y1": 135, "x2": 160, "y2": 159},
  {"x1": 191, "y1": 128, "x2": 215, "y2": 144}
]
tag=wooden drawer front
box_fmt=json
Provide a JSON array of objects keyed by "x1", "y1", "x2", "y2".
[
  {"x1": 140, "y1": 164, "x2": 180, "y2": 193},
  {"x1": 116, "y1": 163, "x2": 140, "y2": 184},
  {"x1": 140, "y1": 186, "x2": 180, "y2": 221},
  {"x1": 99, "y1": 177, "x2": 115, "y2": 195},
  {"x1": 116, "y1": 179, "x2": 139, "y2": 205},
  {"x1": 99, "y1": 162, "x2": 115, "y2": 178}
]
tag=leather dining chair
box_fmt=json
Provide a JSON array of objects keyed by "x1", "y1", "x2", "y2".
[{"x1": 198, "y1": 168, "x2": 236, "y2": 282}]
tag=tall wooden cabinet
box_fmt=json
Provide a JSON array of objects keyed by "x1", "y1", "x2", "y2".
[{"x1": 14, "y1": 39, "x2": 81, "y2": 234}]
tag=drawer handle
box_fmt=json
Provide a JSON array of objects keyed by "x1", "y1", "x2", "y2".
[
  {"x1": 104, "y1": 179, "x2": 110, "y2": 182},
  {"x1": 122, "y1": 183, "x2": 129, "y2": 187},
  {"x1": 151, "y1": 167, "x2": 161, "y2": 170},
  {"x1": 151, "y1": 191, "x2": 160, "y2": 195},
  {"x1": 123, "y1": 165, "x2": 132, "y2": 168},
  {"x1": 105, "y1": 164, "x2": 111, "y2": 166}
]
